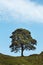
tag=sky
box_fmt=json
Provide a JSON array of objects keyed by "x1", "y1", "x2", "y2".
[{"x1": 0, "y1": 0, "x2": 43, "y2": 56}]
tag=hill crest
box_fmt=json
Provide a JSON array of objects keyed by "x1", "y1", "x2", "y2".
[{"x1": 0, "y1": 52, "x2": 43, "y2": 65}]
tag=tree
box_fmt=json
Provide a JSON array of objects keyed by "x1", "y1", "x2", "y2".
[{"x1": 9, "y1": 28, "x2": 37, "y2": 56}]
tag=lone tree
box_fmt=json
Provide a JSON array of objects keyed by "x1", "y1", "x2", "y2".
[{"x1": 9, "y1": 28, "x2": 37, "y2": 56}]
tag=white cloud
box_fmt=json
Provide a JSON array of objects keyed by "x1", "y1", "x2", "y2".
[{"x1": 0, "y1": 0, "x2": 43, "y2": 23}]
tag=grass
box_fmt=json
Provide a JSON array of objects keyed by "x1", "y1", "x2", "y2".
[{"x1": 0, "y1": 52, "x2": 43, "y2": 65}]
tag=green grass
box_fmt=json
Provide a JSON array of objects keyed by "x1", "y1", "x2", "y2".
[{"x1": 0, "y1": 52, "x2": 43, "y2": 65}]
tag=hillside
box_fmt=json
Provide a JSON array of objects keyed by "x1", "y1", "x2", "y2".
[{"x1": 0, "y1": 52, "x2": 43, "y2": 65}]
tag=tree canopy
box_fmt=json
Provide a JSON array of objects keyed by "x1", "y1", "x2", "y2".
[{"x1": 9, "y1": 28, "x2": 37, "y2": 56}]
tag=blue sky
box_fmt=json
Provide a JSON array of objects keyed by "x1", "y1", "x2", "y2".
[
  {"x1": 30, "y1": 0, "x2": 43, "y2": 5},
  {"x1": 0, "y1": 0, "x2": 43, "y2": 56}
]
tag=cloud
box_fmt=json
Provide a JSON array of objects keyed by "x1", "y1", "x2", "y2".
[{"x1": 0, "y1": 0, "x2": 43, "y2": 23}]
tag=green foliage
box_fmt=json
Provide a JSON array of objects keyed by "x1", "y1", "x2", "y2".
[
  {"x1": 0, "y1": 52, "x2": 43, "y2": 65},
  {"x1": 9, "y1": 28, "x2": 37, "y2": 56}
]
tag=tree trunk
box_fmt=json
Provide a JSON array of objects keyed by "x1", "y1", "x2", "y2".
[{"x1": 21, "y1": 44, "x2": 24, "y2": 56}]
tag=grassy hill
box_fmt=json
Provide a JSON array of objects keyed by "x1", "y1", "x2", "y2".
[{"x1": 0, "y1": 52, "x2": 43, "y2": 65}]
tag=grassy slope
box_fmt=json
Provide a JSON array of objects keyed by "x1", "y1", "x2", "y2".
[{"x1": 0, "y1": 52, "x2": 43, "y2": 65}]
